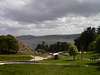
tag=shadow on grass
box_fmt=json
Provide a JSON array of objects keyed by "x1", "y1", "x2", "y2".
[
  {"x1": 63, "y1": 60, "x2": 74, "y2": 62},
  {"x1": 62, "y1": 65, "x2": 82, "y2": 68},
  {"x1": 96, "y1": 67, "x2": 100, "y2": 71},
  {"x1": 91, "y1": 51, "x2": 97, "y2": 54},
  {"x1": 86, "y1": 62, "x2": 100, "y2": 66},
  {"x1": 87, "y1": 62, "x2": 100, "y2": 71}
]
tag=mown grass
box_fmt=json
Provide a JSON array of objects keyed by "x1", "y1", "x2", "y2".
[
  {"x1": 0, "y1": 60, "x2": 100, "y2": 75},
  {"x1": 0, "y1": 55, "x2": 32, "y2": 61},
  {"x1": 40, "y1": 51, "x2": 100, "y2": 63},
  {"x1": 82, "y1": 51, "x2": 100, "y2": 58},
  {"x1": 0, "y1": 51, "x2": 100, "y2": 75}
]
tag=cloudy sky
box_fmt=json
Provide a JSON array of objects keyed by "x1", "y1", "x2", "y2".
[{"x1": 0, "y1": 0, "x2": 100, "y2": 36}]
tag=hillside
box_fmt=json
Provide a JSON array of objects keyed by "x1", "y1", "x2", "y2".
[
  {"x1": 18, "y1": 40, "x2": 34, "y2": 54},
  {"x1": 17, "y1": 34, "x2": 80, "y2": 40},
  {"x1": 16, "y1": 34, "x2": 80, "y2": 49}
]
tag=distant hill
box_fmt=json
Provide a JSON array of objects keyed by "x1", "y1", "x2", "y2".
[
  {"x1": 17, "y1": 34, "x2": 80, "y2": 40},
  {"x1": 16, "y1": 35, "x2": 36, "y2": 40},
  {"x1": 16, "y1": 34, "x2": 80, "y2": 49}
]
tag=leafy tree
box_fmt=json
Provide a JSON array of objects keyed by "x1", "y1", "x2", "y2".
[
  {"x1": 74, "y1": 27, "x2": 96, "y2": 52},
  {"x1": 7, "y1": 34, "x2": 19, "y2": 53},
  {"x1": 68, "y1": 45, "x2": 79, "y2": 60},
  {"x1": 74, "y1": 36, "x2": 81, "y2": 51},
  {"x1": 97, "y1": 26, "x2": 100, "y2": 35},
  {"x1": 0, "y1": 35, "x2": 8, "y2": 53},
  {"x1": 74, "y1": 27, "x2": 96, "y2": 59},
  {"x1": 36, "y1": 41, "x2": 48, "y2": 52},
  {"x1": 94, "y1": 35, "x2": 100, "y2": 53},
  {"x1": 0, "y1": 34, "x2": 19, "y2": 54},
  {"x1": 49, "y1": 41, "x2": 70, "y2": 52},
  {"x1": 87, "y1": 42, "x2": 95, "y2": 51}
]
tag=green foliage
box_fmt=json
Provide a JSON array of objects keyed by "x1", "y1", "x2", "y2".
[
  {"x1": 68, "y1": 45, "x2": 79, "y2": 60},
  {"x1": 87, "y1": 42, "x2": 95, "y2": 51},
  {"x1": 74, "y1": 27, "x2": 96, "y2": 52},
  {"x1": 37, "y1": 49, "x2": 45, "y2": 53},
  {"x1": 74, "y1": 36, "x2": 81, "y2": 51},
  {"x1": 49, "y1": 41, "x2": 70, "y2": 52},
  {"x1": 97, "y1": 26, "x2": 100, "y2": 35},
  {"x1": 94, "y1": 35, "x2": 100, "y2": 53},
  {"x1": 36, "y1": 41, "x2": 48, "y2": 52},
  {"x1": 0, "y1": 34, "x2": 19, "y2": 54}
]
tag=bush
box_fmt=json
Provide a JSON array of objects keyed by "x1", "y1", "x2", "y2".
[{"x1": 68, "y1": 44, "x2": 79, "y2": 60}]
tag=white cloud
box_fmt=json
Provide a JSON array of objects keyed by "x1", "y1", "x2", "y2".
[{"x1": 0, "y1": 0, "x2": 100, "y2": 36}]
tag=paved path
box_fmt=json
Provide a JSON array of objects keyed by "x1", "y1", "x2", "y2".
[
  {"x1": 0, "y1": 61, "x2": 69, "y2": 65},
  {"x1": 29, "y1": 55, "x2": 47, "y2": 61},
  {"x1": 0, "y1": 63, "x2": 5, "y2": 65}
]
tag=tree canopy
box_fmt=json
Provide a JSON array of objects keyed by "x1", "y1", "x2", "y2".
[
  {"x1": 94, "y1": 35, "x2": 100, "y2": 53},
  {"x1": 49, "y1": 41, "x2": 70, "y2": 52},
  {"x1": 36, "y1": 41, "x2": 48, "y2": 52},
  {"x1": 74, "y1": 27, "x2": 96, "y2": 52},
  {"x1": 97, "y1": 26, "x2": 100, "y2": 36},
  {"x1": 68, "y1": 44, "x2": 79, "y2": 60},
  {"x1": 0, "y1": 34, "x2": 19, "y2": 54}
]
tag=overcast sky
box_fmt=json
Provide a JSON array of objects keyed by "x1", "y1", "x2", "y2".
[{"x1": 0, "y1": 0, "x2": 100, "y2": 36}]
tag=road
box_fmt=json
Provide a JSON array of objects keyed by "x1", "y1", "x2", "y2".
[{"x1": 0, "y1": 61, "x2": 69, "y2": 65}]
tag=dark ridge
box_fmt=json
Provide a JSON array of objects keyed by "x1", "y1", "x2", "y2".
[{"x1": 16, "y1": 34, "x2": 80, "y2": 40}]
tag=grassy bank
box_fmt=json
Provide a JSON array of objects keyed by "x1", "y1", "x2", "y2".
[
  {"x1": 0, "y1": 55, "x2": 32, "y2": 61},
  {"x1": 0, "y1": 60, "x2": 100, "y2": 75},
  {"x1": 0, "y1": 51, "x2": 100, "y2": 75}
]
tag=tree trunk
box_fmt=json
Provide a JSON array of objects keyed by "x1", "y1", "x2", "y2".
[
  {"x1": 74, "y1": 55, "x2": 75, "y2": 60},
  {"x1": 80, "y1": 46, "x2": 84, "y2": 60}
]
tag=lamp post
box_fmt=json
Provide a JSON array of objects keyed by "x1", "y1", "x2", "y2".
[{"x1": 32, "y1": 43, "x2": 35, "y2": 61}]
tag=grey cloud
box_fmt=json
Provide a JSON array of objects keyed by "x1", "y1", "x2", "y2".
[
  {"x1": 2, "y1": 0, "x2": 100, "y2": 24},
  {"x1": 34, "y1": 24, "x2": 60, "y2": 29}
]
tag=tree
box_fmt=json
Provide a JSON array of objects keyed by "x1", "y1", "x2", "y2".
[
  {"x1": 36, "y1": 41, "x2": 48, "y2": 52},
  {"x1": 0, "y1": 35, "x2": 8, "y2": 54},
  {"x1": 74, "y1": 27, "x2": 96, "y2": 59},
  {"x1": 68, "y1": 45, "x2": 79, "y2": 60},
  {"x1": 87, "y1": 42, "x2": 95, "y2": 51},
  {"x1": 0, "y1": 34, "x2": 19, "y2": 54},
  {"x1": 94, "y1": 35, "x2": 100, "y2": 53},
  {"x1": 74, "y1": 36, "x2": 81, "y2": 51},
  {"x1": 7, "y1": 34, "x2": 19, "y2": 53},
  {"x1": 97, "y1": 26, "x2": 100, "y2": 35},
  {"x1": 74, "y1": 27, "x2": 96, "y2": 51},
  {"x1": 49, "y1": 41, "x2": 70, "y2": 52}
]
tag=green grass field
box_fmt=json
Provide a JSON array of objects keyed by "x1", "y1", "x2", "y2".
[
  {"x1": 0, "y1": 55, "x2": 32, "y2": 61},
  {"x1": 0, "y1": 60, "x2": 100, "y2": 75},
  {"x1": 40, "y1": 51, "x2": 100, "y2": 63},
  {"x1": 0, "y1": 51, "x2": 100, "y2": 75}
]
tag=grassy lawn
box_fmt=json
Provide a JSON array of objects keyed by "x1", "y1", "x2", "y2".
[
  {"x1": 0, "y1": 60, "x2": 100, "y2": 75},
  {"x1": 0, "y1": 55, "x2": 32, "y2": 61},
  {"x1": 40, "y1": 51, "x2": 100, "y2": 63},
  {"x1": 0, "y1": 51, "x2": 100, "y2": 75},
  {"x1": 82, "y1": 51, "x2": 100, "y2": 58}
]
